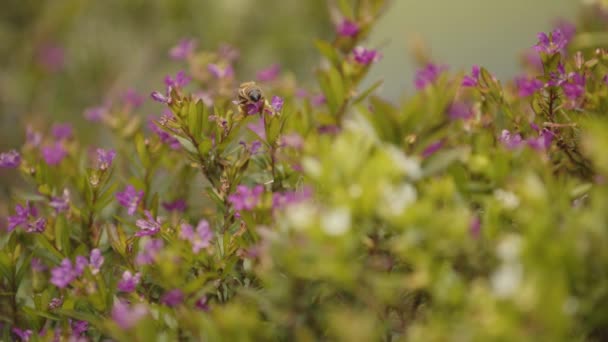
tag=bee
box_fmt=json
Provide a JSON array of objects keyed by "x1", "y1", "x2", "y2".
[{"x1": 236, "y1": 81, "x2": 265, "y2": 114}]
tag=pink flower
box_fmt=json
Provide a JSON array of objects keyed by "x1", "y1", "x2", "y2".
[
  {"x1": 228, "y1": 185, "x2": 264, "y2": 211},
  {"x1": 96, "y1": 148, "x2": 116, "y2": 170},
  {"x1": 415, "y1": 63, "x2": 448, "y2": 90},
  {"x1": 169, "y1": 38, "x2": 197, "y2": 60},
  {"x1": 337, "y1": 19, "x2": 360, "y2": 37},
  {"x1": 135, "y1": 211, "x2": 163, "y2": 237},
  {"x1": 257, "y1": 64, "x2": 281, "y2": 82},
  {"x1": 116, "y1": 185, "x2": 144, "y2": 216},
  {"x1": 207, "y1": 64, "x2": 234, "y2": 79},
  {"x1": 117, "y1": 271, "x2": 141, "y2": 292},
  {"x1": 462, "y1": 65, "x2": 480, "y2": 87},
  {"x1": 352, "y1": 46, "x2": 382, "y2": 65},
  {"x1": 112, "y1": 301, "x2": 147, "y2": 329},
  {"x1": 0, "y1": 150, "x2": 21, "y2": 168},
  {"x1": 41, "y1": 143, "x2": 67, "y2": 166},
  {"x1": 180, "y1": 220, "x2": 213, "y2": 254},
  {"x1": 136, "y1": 239, "x2": 164, "y2": 265},
  {"x1": 500, "y1": 130, "x2": 524, "y2": 150}
]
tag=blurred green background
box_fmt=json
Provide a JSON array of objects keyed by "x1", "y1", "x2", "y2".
[{"x1": 0, "y1": 0, "x2": 577, "y2": 149}]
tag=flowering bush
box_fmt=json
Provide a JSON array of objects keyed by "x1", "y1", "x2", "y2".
[{"x1": 3, "y1": 0, "x2": 608, "y2": 341}]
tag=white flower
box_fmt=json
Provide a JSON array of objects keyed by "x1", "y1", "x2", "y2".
[
  {"x1": 386, "y1": 145, "x2": 422, "y2": 180},
  {"x1": 285, "y1": 202, "x2": 316, "y2": 231},
  {"x1": 494, "y1": 189, "x2": 520, "y2": 209},
  {"x1": 321, "y1": 207, "x2": 351, "y2": 236},
  {"x1": 496, "y1": 234, "x2": 522, "y2": 261},
  {"x1": 491, "y1": 262, "x2": 523, "y2": 298},
  {"x1": 379, "y1": 183, "x2": 417, "y2": 216}
]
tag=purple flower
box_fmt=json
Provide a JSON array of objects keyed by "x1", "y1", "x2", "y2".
[
  {"x1": 562, "y1": 72, "x2": 585, "y2": 101},
  {"x1": 48, "y1": 296, "x2": 63, "y2": 310},
  {"x1": 470, "y1": 216, "x2": 481, "y2": 239},
  {"x1": 421, "y1": 140, "x2": 444, "y2": 158},
  {"x1": 248, "y1": 118, "x2": 266, "y2": 140},
  {"x1": 296, "y1": 88, "x2": 309, "y2": 99},
  {"x1": 311, "y1": 94, "x2": 326, "y2": 107},
  {"x1": 352, "y1": 46, "x2": 382, "y2": 65},
  {"x1": 161, "y1": 289, "x2": 184, "y2": 307},
  {"x1": 272, "y1": 188, "x2": 312, "y2": 209},
  {"x1": 527, "y1": 130, "x2": 553, "y2": 151},
  {"x1": 250, "y1": 141, "x2": 263, "y2": 154},
  {"x1": 218, "y1": 43, "x2": 240, "y2": 61},
  {"x1": 162, "y1": 199, "x2": 187, "y2": 212},
  {"x1": 280, "y1": 133, "x2": 304, "y2": 149},
  {"x1": 534, "y1": 29, "x2": 568, "y2": 55},
  {"x1": 207, "y1": 64, "x2": 234, "y2": 79},
  {"x1": 554, "y1": 19, "x2": 576, "y2": 43},
  {"x1": 195, "y1": 296, "x2": 210, "y2": 311},
  {"x1": 41, "y1": 143, "x2": 67, "y2": 166},
  {"x1": 26, "y1": 126, "x2": 42, "y2": 147},
  {"x1": 169, "y1": 38, "x2": 197, "y2": 60},
  {"x1": 71, "y1": 320, "x2": 88, "y2": 336},
  {"x1": 447, "y1": 102, "x2": 473, "y2": 120},
  {"x1": 193, "y1": 91, "x2": 214, "y2": 106},
  {"x1": 515, "y1": 76, "x2": 544, "y2": 97},
  {"x1": 51, "y1": 259, "x2": 76, "y2": 288},
  {"x1": 7, "y1": 202, "x2": 37, "y2": 232},
  {"x1": 123, "y1": 89, "x2": 144, "y2": 108},
  {"x1": 26, "y1": 218, "x2": 46, "y2": 233},
  {"x1": 37, "y1": 43, "x2": 65, "y2": 73},
  {"x1": 135, "y1": 211, "x2": 163, "y2": 237},
  {"x1": 462, "y1": 65, "x2": 480, "y2": 87},
  {"x1": 318, "y1": 124, "x2": 340, "y2": 135},
  {"x1": 415, "y1": 63, "x2": 447, "y2": 90},
  {"x1": 257, "y1": 64, "x2": 281, "y2": 82},
  {"x1": 116, "y1": 185, "x2": 144, "y2": 216},
  {"x1": 136, "y1": 239, "x2": 164, "y2": 265},
  {"x1": 523, "y1": 49, "x2": 543, "y2": 71},
  {"x1": 112, "y1": 301, "x2": 147, "y2": 329},
  {"x1": 117, "y1": 271, "x2": 141, "y2": 292},
  {"x1": 271, "y1": 96, "x2": 284, "y2": 112},
  {"x1": 12, "y1": 327, "x2": 32, "y2": 341},
  {"x1": 228, "y1": 185, "x2": 264, "y2": 211},
  {"x1": 89, "y1": 248, "x2": 104, "y2": 275},
  {"x1": 148, "y1": 117, "x2": 181, "y2": 150},
  {"x1": 49, "y1": 189, "x2": 70, "y2": 213},
  {"x1": 31, "y1": 258, "x2": 46, "y2": 272},
  {"x1": 74, "y1": 256, "x2": 88, "y2": 276},
  {"x1": 164, "y1": 70, "x2": 191, "y2": 89},
  {"x1": 151, "y1": 89, "x2": 172, "y2": 104},
  {"x1": 0, "y1": 150, "x2": 21, "y2": 168},
  {"x1": 84, "y1": 106, "x2": 108, "y2": 122},
  {"x1": 246, "y1": 101, "x2": 265, "y2": 115},
  {"x1": 96, "y1": 148, "x2": 116, "y2": 170},
  {"x1": 180, "y1": 220, "x2": 213, "y2": 254},
  {"x1": 337, "y1": 19, "x2": 360, "y2": 37},
  {"x1": 500, "y1": 130, "x2": 524, "y2": 150},
  {"x1": 51, "y1": 123, "x2": 73, "y2": 140}
]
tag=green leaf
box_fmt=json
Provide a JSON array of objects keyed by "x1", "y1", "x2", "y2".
[
  {"x1": 198, "y1": 138, "x2": 213, "y2": 156},
  {"x1": 55, "y1": 215, "x2": 71, "y2": 255},
  {"x1": 422, "y1": 147, "x2": 470, "y2": 177},
  {"x1": 34, "y1": 235, "x2": 64, "y2": 263},
  {"x1": 353, "y1": 80, "x2": 383, "y2": 105},
  {"x1": 0, "y1": 251, "x2": 12, "y2": 282},
  {"x1": 314, "y1": 40, "x2": 341, "y2": 69},
  {"x1": 337, "y1": 0, "x2": 355, "y2": 19},
  {"x1": 135, "y1": 133, "x2": 150, "y2": 168},
  {"x1": 328, "y1": 67, "x2": 346, "y2": 112},
  {"x1": 175, "y1": 135, "x2": 198, "y2": 154}
]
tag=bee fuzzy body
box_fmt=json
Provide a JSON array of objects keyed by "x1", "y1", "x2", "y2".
[{"x1": 237, "y1": 81, "x2": 265, "y2": 114}]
